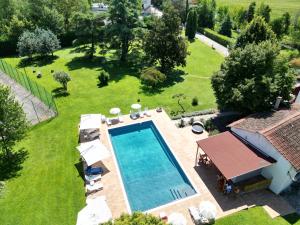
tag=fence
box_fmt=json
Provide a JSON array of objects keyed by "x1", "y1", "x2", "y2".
[{"x1": 0, "y1": 59, "x2": 58, "y2": 114}]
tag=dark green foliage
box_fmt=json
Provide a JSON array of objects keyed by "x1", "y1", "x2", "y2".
[
  {"x1": 152, "y1": 0, "x2": 163, "y2": 9},
  {"x1": 246, "y1": 2, "x2": 256, "y2": 23},
  {"x1": 219, "y1": 15, "x2": 232, "y2": 37},
  {"x1": 211, "y1": 41, "x2": 295, "y2": 113},
  {"x1": 192, "y1": 96, "x2": 198, "y2": 106},
  {"x1": 216, "y1": 6, "x2": 229, "y2": 24},
  {"x1": 0, "y1": 85, "x2": 28, "y2": 156},
  {"x1": 271, "y1": 17, "x2": 285, "y2": 37},
  {"x1": 203, "y1": 28, "x2": 233, "y2": 47},
  {"x1": 103, "y1": 212, "x2": 165, "y2": 225},
  {"x1": 186, "y1": 8, "x2": 198, "y2": 40},
  {"x1": 53, "y1": 71, "x2": 71, "y2": 90},
  {"x1": 235, "y1": 16, "x2": 276, "y2": 48},
  {"x1": 256, "y1": 3, "x2": 271, "y2": 23},
  {"x1": 171, "y1": 0, "x2": 187, "y2": 23},
  {"x1": 232, "y1": 7, "x2": 247, "y2": 29},
  {"x1": 144, "y1": 4, "x2": 188, "y2": 73},
  {"x1": 197, "y1": 0, "x2": 215, "y2": 29},
  {"x1": 98, "y1": 71, "x2": 110, "y2": 86},
  {"x1": 71, "y1": 12, "x2": 105, "y2": 58},
  {"x1": 140, "y1": 67, "x2": 166, "y2": 88},
  {"x1": 17, "y1": 28, "x2": 60, "y2": 58},
  {"x1": 282, "y1": 12, "x2": 291, "y2": 34},
  {"x1": 107, "y1": 0, "x2": 141, "y2": 62}
]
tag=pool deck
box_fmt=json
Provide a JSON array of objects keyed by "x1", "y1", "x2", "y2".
[{"x1": 87, "y1": 109, "x2": 295, "y2": 224}]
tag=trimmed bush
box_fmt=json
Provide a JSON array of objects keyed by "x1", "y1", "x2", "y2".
[
  {"x1": 53, "y1": 71, "x2": 71, "y2": 90},
  {"x1": 140, "y1": 67, "x2": 166, "y2": 88},
  {"x1": 98, "y1": 71, "x2": 110, "y2": 86},
  {"x1": 203, "y1": 28, "x2": 234, "y2": 47},
  {"x1": 192, "y1": 96, "x2": 198, "y2": 106},
  {"x1": 103, "y1": 212, "x2": 164, "y2": 225}
]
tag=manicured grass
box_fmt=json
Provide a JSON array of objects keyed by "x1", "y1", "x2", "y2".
[
  {"x1": 216, "y1": 0, "x2": 300, "y2": 19},
  {"x1": 0, "y1": 40, "x2": 223, "y2": 225},
  {"x1": 215, "y1": 207, "x2": 300, "y2": 225}
]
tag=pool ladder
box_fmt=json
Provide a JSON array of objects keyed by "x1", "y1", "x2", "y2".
[{"x1": 170, "y1": 186, "x2": 194, "y2": 200}]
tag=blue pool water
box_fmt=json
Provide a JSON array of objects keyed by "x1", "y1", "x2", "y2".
[{"x1": 109, "y1": 121, "x2": 196, "y2": 212}]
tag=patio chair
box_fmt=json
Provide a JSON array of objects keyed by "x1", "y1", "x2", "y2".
[
  {"x1": 144, "y1": 107, "x2": 151, "y2": 117},
  {"x1": 85, "y1": 166, "x2": 104, "y2": 175},
  {"x1": 106, "y1": 118, "x2": 112, "y2": 126},
  {"x1": 130, "y1": 110, "x2": 138, "y2": 120},
  {"x1": 85, "y1": 174, "x2": 102, "y2": 183},
  {"x1": 86, "y1": 182, "x2": 103, "y2": 193},
  {"x1": 188, "y1": 206, "x2": 201, "y2": 225}
]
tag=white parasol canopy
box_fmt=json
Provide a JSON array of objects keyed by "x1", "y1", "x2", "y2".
[
  {"x1": 76, "y1": 196, "x2": 112, "y2": 225},
  {"x1": 168, "y1": 212, "x2": 187, "y2": 225},
  {"x1": 109, "y1": 107, "x2": 121, "y2": 115},
  {"x1": 80, "y1": 114, "x2": 102, "y2": 130},
  {"x1": 199, "y1": 201, "x2": 217, "y2": 221},
  {"x1": 131, "y1": 103, "x2": 141, "y2": 110},
  {"x1": 76, "y1": 140, "x2": 110, "y2": 166}
]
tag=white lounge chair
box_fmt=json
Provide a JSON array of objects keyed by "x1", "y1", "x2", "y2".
[
  {"x1": 188, "y1": 206, "x2": 201, "y2": 225},
  {"x1": 130, "y1": 110, "x2": 138, "y2": 120},
  {"x1": 85, "y1": 174, "x2": 102, "y2": 183},
  {"x1": 144, "y1": 107, "x2": 151, "y2": 117},
  {"x1": 138, "y1": 109, "x2": 144, "y2": 118},
  {"x1": 106, "y1": 118, "x2": 112, "y2": 126},
  {"x1": 86, "y1": 182, "x2": 103, "y2": 193}
]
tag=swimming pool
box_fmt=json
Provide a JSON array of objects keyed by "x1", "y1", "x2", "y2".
[{"x1": 108, "y1": 121, "x2": 197, "y2": 212}]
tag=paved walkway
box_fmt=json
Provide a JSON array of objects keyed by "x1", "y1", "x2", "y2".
[
  {"x1": 0, "y1": 72, "x2": 56, "y2": 125},
  {"x1": 195, "y1": 33, "x2": 229, "y2": 57}
]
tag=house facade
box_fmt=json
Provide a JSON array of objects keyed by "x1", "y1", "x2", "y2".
[{"x1": 230, "y1": 108, "x2": 300, "y2": 194}]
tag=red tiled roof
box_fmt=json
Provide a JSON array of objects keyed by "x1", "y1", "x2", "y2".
[
  {"x1": 196, "y1": 132, "x2": 274, "y2": 180},
  {"x1": 230, "y1": 108, "x2": 300, "y2": 171}
]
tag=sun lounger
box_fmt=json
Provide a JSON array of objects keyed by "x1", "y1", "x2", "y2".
[
  {"x1": 138, "y1": 109, "x2": 144, "y2": 118},
  {"x1": 85, "y1": 174, "x2": 102, "y2": 183},
  {"x1": 130, "y1": 110, "x2": 138, "y2": 120},
  {"x1": 86, "y1": 182, "x2": 103, "y2": 193},
  {"x1": 85, "y1": 166, "x2": 104, "y2": 175},
  {"x1": 188, "y1": 206, "x2": 201, "y2": 225},
  {"x1": 106, "y1": 118, "x2": 112, "y2": 126}
]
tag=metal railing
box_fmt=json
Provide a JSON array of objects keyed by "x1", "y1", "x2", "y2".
[{"x1": 0, "y1": 59, "x2": 58, "y2": 114}]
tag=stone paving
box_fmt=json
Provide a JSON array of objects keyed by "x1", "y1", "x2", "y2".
[
  {"x1": 85, "y1": 109, "x2": 295, "y2": 224},
  {"x1": 195, "y1": 33, "x2": 229, "y2": 57}
]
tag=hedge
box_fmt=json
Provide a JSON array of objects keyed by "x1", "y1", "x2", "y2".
[{"x1": 202, "y1": 28, "x2": 234, "y2": 47}]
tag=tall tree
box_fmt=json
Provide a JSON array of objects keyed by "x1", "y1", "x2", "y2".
[
  {"x1": 71, "y1": 12, "x2": 105, "y2": 58},
  {"x1": 219, "y1": 14, "x2": 232, "y2": 37},
  {"x1": 197, "y1": 0, "x2": 215, "y2": 29},
  {"x1": 185, "y1": 8, "x2": 198, "y2": 40},
  {"x1": 271, "y1": 17, "x2": 285, "y2": 38},
  {"x1": 144, "y1": 3, "x2": 188, "y2": 73},
  {"x1": 232, "y1": 7, "x2": 247, "y2": 30},
  {"x1": 256, "y1": 2, "x2": 271, "y2": 23},
  {"x1": 282, "y1": 12, "x2": 291, "y2": 34},
  {"x1": 211, "y1": 41, "x2": 295, "y2": 113},
  {"x1": 235, "y1": 16, "x2": 276, "y2": 48},
  {"x1": 246, "y1": 2, "x2": 256, "y2": 23},
  {"x1": 107, "y1": 0, "x2": 141, "y2": 61},
  {"x1": 0, "y1": 85, "x2": 28, "y2": 156}
]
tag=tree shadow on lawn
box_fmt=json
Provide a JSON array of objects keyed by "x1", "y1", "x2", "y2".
[
  {"x1": 51, "y1": 87, "x2": 70, "y2": 98},
  {"x1": 0, "y1": 148, "x2": 29, "y2": 181},
  {"x1": 65, "y1": 55, "x2": 105, "y2": 71},
  {"x1": 282, "y1": 213, "x2": 300, "y2": 224},
  {"x1": 18, "y1": 55, "x2": 59, "y2": 68}
]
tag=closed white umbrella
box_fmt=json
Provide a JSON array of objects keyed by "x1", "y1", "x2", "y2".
[
  {"x1": 199, "y1": 201, "x2": 217, "y2": 221},
  {"x1": 131, "y1": 103, "x2": 141, "y2": 110},
  {"x1": 109, "y1": 107, "x2": 120, "y2": 115},
  {"x1": 76, "y1": 140, "x2": 111, "y2": 166},
  {"x1": 168, "y1": 212, "x2": 187, "y2": 225},
  {"x1": 76, "y1": 196, "x2": 112, "y2": 225}
]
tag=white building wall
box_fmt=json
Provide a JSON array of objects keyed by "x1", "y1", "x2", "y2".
[
  {"x1": 143, "y1": 0, "x2": 151, "y2": 9},
  {"x1": 231, "y1": 127, "x2": 297, "y2": 194}
]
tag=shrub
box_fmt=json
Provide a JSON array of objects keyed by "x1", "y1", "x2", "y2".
[
  {"x1": 140, "y1": 67, "x2": 166, "y2": 88},
  {"x1": 192, "y1": 97, "x2": 198, "y2": 106},
  {"x1": 98, "y1": 71, "x2": 110, "y2": 86},
  {"x1": 203, "y1": 28, "x2": 234, "y2": 47},
  {"x1": 103, "y1": 212, "x2": 164, "y2": 225},
  {"x1": 53, "y1": 71, "x2": 71, "y2": 90}
]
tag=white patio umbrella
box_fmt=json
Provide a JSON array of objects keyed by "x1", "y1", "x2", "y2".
[
  {"x1": 76, "y1": 196, "x2": 112, "y2": 225},
  {"x1": 109, "y1": 107, "x2": 120, "y2": 115},
  {"x1": 198, "y1": 201, "x2": 217, "y2": 221},
  {"x1": 79, "y1": 114, "x2": 102, "y2": 130},
  {"x1": 76, "y1": 140, "x2": 111, "y2": 166},
  {"x1": 168, "y1": 212, "x2": 187, "y2": 225},
  {"x1": 131, "y1": 103, "x2": 141, "y2": 110}
]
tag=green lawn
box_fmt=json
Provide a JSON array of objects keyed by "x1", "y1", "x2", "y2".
[
  {"x1": 216, "y1": 0, "x2": 300, "y2": 19},
  {"x1": 0, "y1": 40, "x2": 223, "y2": 225},
  {"x1": 215, "y1": 207, "x2": 300, "y2": 225}
]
